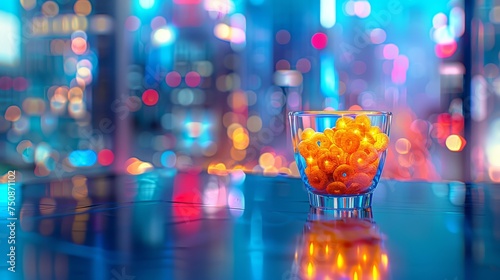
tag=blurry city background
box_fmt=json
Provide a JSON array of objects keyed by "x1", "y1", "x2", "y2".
[{"x1": 0, "y1": 0, "x2": 499, "y2": 183}]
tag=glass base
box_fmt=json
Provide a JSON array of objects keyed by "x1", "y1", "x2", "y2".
[{"x1": 308, "y1": 191, "x2": 373, "y2": 210}]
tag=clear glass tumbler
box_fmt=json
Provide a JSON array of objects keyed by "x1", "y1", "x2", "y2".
[{"x1": 289, "y1": 111, "x2": 392, "y2": 209}]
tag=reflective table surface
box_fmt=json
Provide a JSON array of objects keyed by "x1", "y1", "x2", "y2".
[{"x1": 1, "y1": 170, "x2": 499, "y2": 280}]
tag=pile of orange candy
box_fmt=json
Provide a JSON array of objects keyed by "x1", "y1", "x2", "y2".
[{"x1": 298, "y1": 115, "x2": 389, "y2": 195}]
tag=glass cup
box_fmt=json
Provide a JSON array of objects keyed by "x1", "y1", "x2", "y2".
[{"x1": 289, "y1": 111, "x2": 392, "y2": 209}]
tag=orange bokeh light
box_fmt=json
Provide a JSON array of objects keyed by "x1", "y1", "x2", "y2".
[{"x1": 445, "y1": 134, "x2": 466, "y2": 152}]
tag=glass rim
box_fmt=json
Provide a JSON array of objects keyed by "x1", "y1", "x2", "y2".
[{"x1": 288, "y1": 110, "x2": 392, "y2": 117}]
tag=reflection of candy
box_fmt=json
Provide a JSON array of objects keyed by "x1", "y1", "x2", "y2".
[
  {"x1": 333, "y1": 164, "x2": 355, "y2": 183},
  {"x1": 374, "y1": 133, "x2": 389, "y2": 152},
  {"x1": 305, "y1": 166, "x2": 328, "y2": 190},
  {"x1": 298, "y1": 140, "x2": 319, "y2": 158},
  {"x1": 355, "y1": 114, "x2": 371, "y2": 129},
  {"x1": 326, "y1": 181, "x2": 347, "y2": 195},
  {"x1": 301, "y1": 128, "x2": 316, "y2": 140},
  {"x1": 324, "y1": 128, "x2": 335, "y2": 142},
  {"x1": 318, "y1": 151, "x2": 340, "y2": 174},
  {"x1": 335, "y1": 116, "x2": 354, "y2": 129},
  {"x1": 312, "y1": 132, "x2": 331, "y2": 149},
  {"x1": 358, "y1": 143, "x2": 378, "y2": 163},
  {"x1": 340, "y1": 131, "x2": 360, "y2": 153},
  {"x1": 346, "y1": 173, "x2": 372, "y2": 189}
]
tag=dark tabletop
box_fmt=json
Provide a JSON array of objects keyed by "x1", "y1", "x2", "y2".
[{"x1": 1, "y1": 170, "x2": 499, "y2": 280}]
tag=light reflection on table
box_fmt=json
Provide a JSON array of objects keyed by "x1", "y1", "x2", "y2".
[{"x1": 0, "y1": 170, "x2": 499, "y2": 280}]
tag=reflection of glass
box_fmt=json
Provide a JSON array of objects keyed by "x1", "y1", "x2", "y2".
[
  {"x1": 289, "y1": 111, "x2": 392, "y2": 209},
  {"x1": 291, "y1": 208, "x2": 389, "y2": 279}
]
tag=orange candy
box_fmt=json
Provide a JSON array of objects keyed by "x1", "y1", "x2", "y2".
[
  {"x1": 298, "y1": 139, "x2": 319, "y2": 158},
  {"x1": 305, "y1": 156, "x2": 317, "y2": 167},
  {"x1": 318, "y1": 151, "x2": 340, "y2": 174},
  {"x1": 360, "y1": 133, "x2": 375, "y2": 144},
  {"x1": 349, "y1": 150, "x2": 371, "y2": 170},
  {"x1": 333, "y1": 164, "x2": 355, "y2": 183},
  {"x1": 311, "y1": 132, "x2": 331, "y2": 149},
  {"x1": 369, "y1": 126, "x2": 381, "y2": 136},
  {"x1": 355, "y1": 114, "x2": 371, "y2": 130},
  {"x1": 328, "y1": 144, "x2": 343, "y2": 158},
  {"x1": 345, "y1": 182, "x2": 365, "y2": 195},
  {"x1": 326, "y1": 181, "x2": 347, "y2": 195},
  {"x1": 374, "y1": 133, "x2": 389, "y2": 152},
  {"x1": 358, "y1": 142, "x2": 379, "y2": 164},
  {"x1": 335, "y1": 116, "x2": 354, "y2": 129},
  {"x1": 340, "y1": 131, "x2": 360, "y2": 153},
  {"x1": 305, "y1": 166, "x2": 328, "y2": 190},
  {"x1": 346, "y1": 173, "x2": 372, "y2": 191},
  {"x1": 359, "y1": 162, "x2": 378, "y2": 178},
  {"x1": 333, "y1": 129, "x2": 346, "y2": 147},
  {"x1": 301, "y1": 128, "x2": 316, "y2": 140},
  {"x1": 347, "y1": 123, "x2": 365, "y2": 138},
  {"x1": 339, "y1": 152, "x2": 349, "y2": 165},
  {"x1": 324, "y1": 128, "x2": 335, "y2": 142}
]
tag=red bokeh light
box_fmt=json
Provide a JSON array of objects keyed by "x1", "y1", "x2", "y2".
[
  {"x1": 165, "y1": 71, "x2": 182, "y2": 87},
  {"x1": 434, "y1": 113, "x2": 464, "y2": 144},
  {"x1": 98, "y1": 149, "x2": 114, "y2": 166},
  {"x1": 13, "y1": 77, "x2": 28, "y2": 91},
  {"x1": 71, "y1": 37, "x2": 87, "y2": 55},
  {"x1": 311, "y1": 32, "x2": 328, "y2": 50},
  {"x1": 435, "y1": 41, "x2": 457, "y2": 58},
  {"x1": 142, "y1": 89, "x2": 159, "y2": 106},
  {"x1": 185, "y1": 71, "x2": 201, "y2": 87},
  {"x1": 0, "y1": 76, "x2": 12, "y2": 90}
]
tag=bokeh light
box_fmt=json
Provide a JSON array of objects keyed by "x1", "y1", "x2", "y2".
[
  {"x1": 259, "y1": 153, "x2": 275, "y2": 169},
  {"x1": 142, "y1": 89, "x2": 159, "y2": 106},
  {"x1": 276, "y1": 30, "x2": 291, "y2": 44},
  {"x1": 395, "y1": 138, "x2": 411, "y2": 154},
  {"x1": 296, "y1": 58, "x2": 311, "y2": 73},
  {"x1": 152, "y1": 26, "x2": 175, "y2": 46},
  {"x1": 125, "y1": 16, "x2": 141, "y2": 31},
  {"x1": 71, "y1": 37, "x2": 87, "y2": 55},
  {"x1": 42, "y1": 1, "x2": 59, "y2": 17},
  {"x1": 354, "y1": 0, "x2": 371, "y2": 18},
  {"x1": 311, "y1": 32, "x2": 328, "y2": 50},
  {"x1": 21, "y1": 0, "x2": 36, "y2": 11},
  {"x1": 151, "y1": 16, "x2": 167, "y2": 30},
  {"x1": 445, "y1": 135, "x2": 466, "y2": 152},
  {"x1": 383, "y1": 44, "x2": 399, "y2": 60},
  {"x1": 370, "y1": 28, "x2": 386, "y2": 44},
  {"x1": 69, "y1": 150, "x2": 97, "y2": 167},
  {"x1": 435, "y1": 41, "x2": 457, "y2": 58},
  {"x1": 139, "y1": 0, "x2": 155, "y2": 9},
  {"x1": 185, "y1": 72, "x2": 201, "y2": 87},
  {"x1": 74, "y1": 0, "x2": 92, "y2": 16},
  {"x1": 5, "y1": 106, "x2": 21, "y2": 122},
  {"x1": 98, "y1": 149, "x2": 114, "y2": 166},
  {"x1": 165, "y1": 71, "x2": 182, "y2": 87}
]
